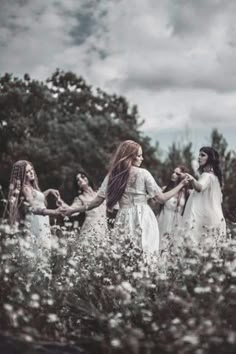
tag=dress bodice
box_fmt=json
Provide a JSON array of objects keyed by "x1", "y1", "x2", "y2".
[
  {"x1": 98, "y1": 166, "x2": 161, "y2": 209},
  {"x1": 30, "y1": 190, "x2": 47, "y2": 208}
]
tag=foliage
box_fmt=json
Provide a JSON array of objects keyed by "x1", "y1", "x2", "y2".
[
  {"x1": 0, "y1": 70, "x2": 161, "y2": 205},
  {"x1": 0, "y1": 221, "x2": 235, "y2": 354},
  {"x1": 1, "y1": 71, "x2": 236, "y2": 219}
]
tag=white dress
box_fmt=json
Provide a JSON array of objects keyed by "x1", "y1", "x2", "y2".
[
  {"x1": 98, "y1": 166, "x2": 161, "y2": 254},
  {"x1": 182, "y1": 172, "x2": 226, "y2": 242},
  {"x1": 26, "y1": 190, "x2": 51, "y2": 238},
  {"x1": 71, "y1": 191, "x2": 107, "y2": 239},
  {"x1": 24, "y1": 190, "x2": 52, "y2": 265},
  {"x1": 158, "y1": 193, "x2": 186, "y2": 250}
]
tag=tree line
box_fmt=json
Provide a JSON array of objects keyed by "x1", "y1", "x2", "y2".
[{"x1": 0, "y1": 70, "x2": 235, "y2": 220}]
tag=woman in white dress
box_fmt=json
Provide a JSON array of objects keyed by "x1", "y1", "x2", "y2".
[
  {"x1": 58, "y1": 171, "x2": 107, "y2": 241},
  {"x1": 182, "y1": 147, "x2": 226, "y2": 243},
  {"x1": 7, "y1": 160, "x2": 60, "y2": 265},
  {"x1": 157, "y1": 165, "x2": 189, "y2": 251},
  {"x1": 60, "y1": 141, "x2": 187, "y2": 256}
]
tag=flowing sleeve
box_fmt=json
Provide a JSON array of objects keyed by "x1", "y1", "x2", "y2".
[
  {"x1": 198, "y1": 173, "x2": 211, "y2": 191},
  {"x1": 98, "y1": 175, "x2": 109, "y2": 199},
  {"x1": 144, "y1": 170, "x2": 162, "y2": 198}
]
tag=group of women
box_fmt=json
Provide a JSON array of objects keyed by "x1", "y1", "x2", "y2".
[{"x1": 6, "y1": 140, "x2": 226, "y2": 263}]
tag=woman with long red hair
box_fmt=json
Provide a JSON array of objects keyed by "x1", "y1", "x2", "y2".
[{"x1": 60, "y1": 140, "x2": 187, "y2": 255}]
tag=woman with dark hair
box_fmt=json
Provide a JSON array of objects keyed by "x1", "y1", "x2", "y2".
[
  {"x1": 182, "y1": 146, "x2": 226, "y2": 242},
  {"x1": 157, "y1": 165, "x2": 189, "y2": 249},
  {"x1": 58, "y1": 171, "x2": 107, "y2": 239},
  {"x1": 60, "y1": 141, "x2": 187, "y2": 255}
]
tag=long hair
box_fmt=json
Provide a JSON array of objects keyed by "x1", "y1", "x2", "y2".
[
  {"x1": 73, "y1": 170, "x2": 95, "y2": 196},
  {"x1": 199, "y1": 146, "x2": 222, "y2": 186},
  {"x1": 107, "y1": 140, "x2": 141, "y2": 210},
  {"x1": 7, "y1": 160, "x2": 40, "y2": 226},
  {"x1": 159, "y1": 165, "x2": 189, "y2": 216}
]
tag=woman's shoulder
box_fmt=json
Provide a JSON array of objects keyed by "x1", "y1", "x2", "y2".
[
  {"x1": 201, "y1": 171, "x2": 217, "y2": 180},
  {"x1": 132, "y1": 166, "x2": 149, "y2": 175}
]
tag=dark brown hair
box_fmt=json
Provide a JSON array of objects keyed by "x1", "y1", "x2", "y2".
[{"x1": 199, "y1": 146, "x2": 222, "y2": 186}]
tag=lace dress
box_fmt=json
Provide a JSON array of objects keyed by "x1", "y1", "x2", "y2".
[
  {"x1": 98, "y1": 166, "x2": 161, "y2": 254},
  {"x1": 71, "y1": 191, "x2": 107, "y2": 239}
]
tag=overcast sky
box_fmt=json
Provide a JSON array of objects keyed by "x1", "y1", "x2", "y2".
[{"x1": 1, "y1": 0, "x2": 236, "y2": 154}]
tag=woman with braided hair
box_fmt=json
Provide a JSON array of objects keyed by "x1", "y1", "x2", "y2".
[
  {"x1": 182, "y1": 146, "x2": 226, "y2": 243},
  {"x1": 7, "y1": 160, "x2": 60, "y2": 238}
]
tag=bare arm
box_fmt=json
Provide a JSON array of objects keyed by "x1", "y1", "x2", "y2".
[
  {"x1": 184, "y1": 173, "x2": 207, "y2": 192},
  {"x1": 60, "y1": 195, "x2": 105, "y2": 216},
  {"x1": 23, "y1": 187, "x2": 60, "y2": 216},
  {"x1": 154, "y1": 179, "x2": 187, "y2": 203}
]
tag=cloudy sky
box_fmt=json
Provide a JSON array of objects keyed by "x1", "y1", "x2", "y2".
[{"x1": 1, "y1": 0, "x2": 236, "y2": 154}]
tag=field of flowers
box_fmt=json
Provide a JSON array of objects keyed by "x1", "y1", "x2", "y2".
[{"x1": 0, "y1": 220, "x2": 236, "y2": 354}]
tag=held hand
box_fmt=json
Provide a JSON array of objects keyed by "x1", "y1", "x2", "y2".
[
  {"x1": 179, "y1": 176, "x2": 190, "y2": 187},
  {"x1": 184, "y1": 173, "x2": 195, "y2": 183},
  {"x1": 59, "y1": 206, "x2": 76, "y2": 217}
]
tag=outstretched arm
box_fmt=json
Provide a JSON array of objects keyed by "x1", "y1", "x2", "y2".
[
  {"x1": 154, "y1": 178, "x2": 188, "y2": 203},
  {"x1": 184, "y1": 173, "x2": 202, "y2": 192},
  {"x1": 60, "y1": 195, "x2": 105, "y2": 216}
]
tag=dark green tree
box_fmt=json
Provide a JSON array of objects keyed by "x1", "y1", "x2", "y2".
[{"x1": 0, "y1": 70, "x2": 161, "y2": 206}]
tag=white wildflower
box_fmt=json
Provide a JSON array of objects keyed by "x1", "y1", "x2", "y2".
[{"x1": 47, "y1": 314, "x2": 59, "y2": 322}]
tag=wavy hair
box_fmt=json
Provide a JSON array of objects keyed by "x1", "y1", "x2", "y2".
[
  {"x1": 199, "y1": 146, "x2": 222, "y2": 186},
  {"x1": 7, "y1": 160, "x2": 40, "y2": 226},
  {"x1": 107, "y1": 140, "x2": 141, "y2": 210}
]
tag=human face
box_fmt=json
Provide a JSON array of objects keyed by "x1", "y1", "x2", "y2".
[
  {"x1": 25, "y1": 164, "x2": 35, "y2": 182},
  {"x1": 171, "y1": 167, "x2": 183, "y2": 182},
  {"x1": 133, "y1": 147, "x2": 143, "y2": 167},
  {"x1": 76, "y1": 173, "x2": 89, "y2": 189},
  {"x1": 198, "y1": 151, "x2": 208, "y2": 167}
]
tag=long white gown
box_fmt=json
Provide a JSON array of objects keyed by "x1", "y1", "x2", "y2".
[
  {"x1": 182, "y1": 172, "x2": 226, "y2": 243},
  {"x1": 98, "y1": 166, "x2": 161, "y2": 254},
  {"x1": 158, "y1": 193, "x2": 186, "y2": 251}
]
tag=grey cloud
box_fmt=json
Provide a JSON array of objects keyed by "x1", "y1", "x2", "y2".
[
  {"x1": 121, "y1": 67, "x2": 236, "y2": 93},
  {"x1": 0, "y1": 0, "x2": 235, "y2": 145},
  {"x1": 169, "y1": 0, "x2": 235, "y2": 37}
]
